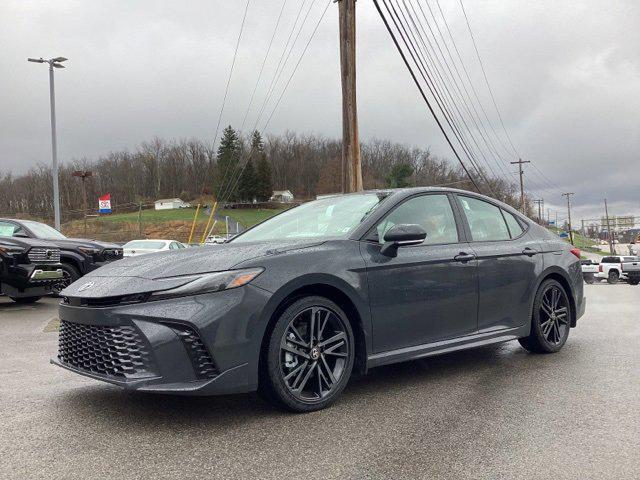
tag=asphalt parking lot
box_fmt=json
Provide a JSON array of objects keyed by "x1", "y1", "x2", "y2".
[{"x1": 1, "y1": 284, "x2": 638, "y2": 480}]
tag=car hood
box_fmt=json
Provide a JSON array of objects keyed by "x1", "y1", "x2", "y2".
[
  {"x1": 45, "y1": 238, "x2": 122, "y2": 250},
  {"x1": 0, "y1": 237, "x2": 61, "y2": 249},
  {"x1": 61, "y1": 239, "x2": 324, "y2": 298}
]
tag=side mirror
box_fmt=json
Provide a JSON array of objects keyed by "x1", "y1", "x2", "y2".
[{"x1": 380, "y1": 224, "x2": 427, "y2": 257}]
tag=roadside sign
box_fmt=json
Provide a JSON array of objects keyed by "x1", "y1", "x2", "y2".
[{"x1": 98, "y1": 193, "x2": 112, "y2": 214}]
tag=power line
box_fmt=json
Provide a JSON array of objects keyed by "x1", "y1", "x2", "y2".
[
  {"x1": 408, "y1": 0, "x2": 512, "y2": 183},
  {"x1": 208, "y1": 0, "x2": 251, "y2": 199},
  {"x1": 458, "y1": 0, "x2": 519, "y2": 158},
  {"x1": 240, "y1": 0, "x2": 289, "y2": 132},
  {"x1": 373, "y1": 0, "x2": 480, "y2": 192},
  {"x1": 216, "y1": 0, "x2": 333, "y2": 211},
  {"x1": 385, "y1": 0, "x2": 496, "y2": 194}
]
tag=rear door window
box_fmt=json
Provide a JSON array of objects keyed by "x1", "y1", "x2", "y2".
[{"x1": 458, "y1": 196, "x2": 510, "y2": 242}]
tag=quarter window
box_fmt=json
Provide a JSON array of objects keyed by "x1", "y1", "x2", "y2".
[
  {"x1": 459, "y1": 196, "x2": 510, "y2": 242},
  {"x1": 502, "y1": 210, "x2": 524, "y2": 238},
  {"x1": 375, "y1": 194, "x2": 459, "y2": 245}
]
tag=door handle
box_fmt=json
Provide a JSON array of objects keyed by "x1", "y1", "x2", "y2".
[
  {"x1": 454, "y1": 252, "x2": 476, "y2": 263},
  {"x1": 522, "y1": 247, "x2": 538, "y2": 257}
]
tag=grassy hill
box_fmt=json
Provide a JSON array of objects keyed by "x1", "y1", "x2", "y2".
[
  {"x1": 547, "y1": 226, "x2": 604, "y2": 256},
  {"x1": 62, "y1": 206, "x2": 289, "y2": 243}
]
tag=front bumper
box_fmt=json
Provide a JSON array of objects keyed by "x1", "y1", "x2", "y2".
[
  {"x1": 1, "y1": 263, "x2": 63, "y2": 298},
  {"x1": 52, "y1": 284, "x2": 271, "y2": 395}
]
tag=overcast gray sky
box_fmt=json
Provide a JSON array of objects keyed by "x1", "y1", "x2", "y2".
[{"x1": 1, "y1": 0, "x2": 638, "y2": 222}]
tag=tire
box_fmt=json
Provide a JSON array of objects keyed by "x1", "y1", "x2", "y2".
[
  {"x1": 519, "y1": 279, "x2": 572, "y2": 354},
  {"x1": 260, "y1": 296, "x2": 355, "y2": 412},
  {"x1": 52, "y1": 263, "x2": 81, "y2": 296},
  {"x1": 10, "y1": 296, "x2": 42, "y2": 304},
  {"x1": 628, "y1": 278, "x2": 640, "y2": 286},
  {"x1": 583, "y1": 274, "x2": 595, "y2": 284},
  {"x1": 607, "y1": 270, "x2": 620, "y2": 284}
]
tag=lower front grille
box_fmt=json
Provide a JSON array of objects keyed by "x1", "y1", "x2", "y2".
[
  {"x1": 102, "y1": 249, "x2": 123, "y2": 261},
  {"x1": 58, "y1": 320, "x2": 155, "y2": 379},
  {"x1": 168, "y1": 324, "x2": 218, "y2": 380}
]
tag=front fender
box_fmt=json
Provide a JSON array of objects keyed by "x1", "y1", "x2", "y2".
[{"x1": 256, "y1": 273, "x2": 373, "y2": 361}]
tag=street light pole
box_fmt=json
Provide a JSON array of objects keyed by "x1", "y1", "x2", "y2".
[{"x1": 28, "y1": 56, "x2": 67, "y2": 230}]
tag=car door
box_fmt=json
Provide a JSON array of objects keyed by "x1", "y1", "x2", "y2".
[
  {"x1": 361, "y1": 193, "x2": 479, "y2": 353},
  {"x1": 455, "y1": 195, "x2": 541, "y2": 333}
]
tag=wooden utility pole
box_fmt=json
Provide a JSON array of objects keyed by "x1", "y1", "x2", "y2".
[
  {"x1": 510, "y1": 159, "x2": 530, "y2": 213},
  {"x1": 338, "y1": 0, "x2": 363, "y2": 192},
  {"x1": 604, "y1": 198, "x2": 614, "y2": 254},
  {"x1": 562, "y1": 192, "x2": 575, "y2": 245},
  {"x1": 533, "y1": 199, "x2": 544, "y2": 225},
  {"x1": 72, "y1": 170, "x2": 92, "y2": 237}
]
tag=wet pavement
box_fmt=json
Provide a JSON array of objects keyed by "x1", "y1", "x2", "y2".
[{"x1": 0, "y1": 283, "x2": 638, "y2": 479}]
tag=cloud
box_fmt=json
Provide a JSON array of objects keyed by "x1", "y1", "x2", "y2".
[{"x1": 0, "y1": 0, "x2": 638, "y2": 220}]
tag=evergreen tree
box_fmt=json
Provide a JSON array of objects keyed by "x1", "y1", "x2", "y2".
[
  {"x1": 238, "y1": 158, "x2": 257, "y2": 202},
  {"x1": 216, "y1": 125, "x2": 240, "y2": 201},
  {"x1": 251, "y1": 131, "x2": 273, "y2": 201},
  {"x1": 386, "y1": 163, "x2": 414, "y2": 188}
]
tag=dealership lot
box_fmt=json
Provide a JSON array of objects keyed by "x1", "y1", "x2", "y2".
[{"x1": 0, "y1": 284, "x2": 638, "y2": 480}]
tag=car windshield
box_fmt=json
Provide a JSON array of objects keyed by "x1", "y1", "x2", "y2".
[
  {"x1": 124, "y1": 241, "x2": 167, "y2": 249},
  {"x1": 233, "y1": 193, "x2": 387, "y2": 243},
  {"x1": 22, "y1": 220, "x2": 67, "y2": 239}
]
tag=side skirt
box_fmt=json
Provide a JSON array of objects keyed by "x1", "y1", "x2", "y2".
[{"x1": 367, "y1": 324, "x2": 530, "y2": 369}]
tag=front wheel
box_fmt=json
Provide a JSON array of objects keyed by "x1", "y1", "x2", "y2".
[
  {"x1": 628, "y1": 278, "x2": 640, "y2": 286},
  {"x1": 261, "y1": 296, "x2": 355, "y2": 412},
  {"x1": 52, "y1": 263, "x2": 80, "y2": 296},
  {"x1": 519, "y1": 279, "x2": 571, "y2": 354}
]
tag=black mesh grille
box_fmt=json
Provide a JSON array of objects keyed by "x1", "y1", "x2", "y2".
[
  {"x1": 58, "y1": 320, "x2": 155, "y2": 378},
  {"x1": 101, "y1": 249, "x2": 123, "y2": 261},
  {"x1": 169, "y1": 324, "x2": 218, "y2": 380}
]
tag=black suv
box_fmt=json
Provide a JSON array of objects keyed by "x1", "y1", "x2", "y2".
[
  {"x1": 0, "y1": 218, "x2": 123, "y2": 293},
  {"x1": 0, "y1": 237, "x2": 63, "y2": 303}
]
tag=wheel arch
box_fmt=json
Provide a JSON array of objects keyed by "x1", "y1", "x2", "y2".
[
  {"x1": 536, "y1": 268, "x2": 578, "y2": 327},
  {"x1": 60, "y1": 252, "x2": 84, "y2": 275},
  {"x1": 257, "y1": 276, "x2": 370, "y2": 385}
]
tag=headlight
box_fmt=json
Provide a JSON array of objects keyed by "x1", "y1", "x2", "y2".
[
  {"x1": 78, "y1": 246, "x2": 100, "y2": 256},
  {"x1": 0, "y1": 245, "x2": 25, "y2": 257},
  {"x1": 149, "y1": 268, "x2": 264, "y2": 300}
]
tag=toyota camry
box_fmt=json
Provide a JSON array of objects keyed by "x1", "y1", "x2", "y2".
[{"x1": 53, "y1": 188, "x2": 585, "y2": 412}]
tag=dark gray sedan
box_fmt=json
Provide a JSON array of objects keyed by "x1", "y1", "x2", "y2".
[{"x1": 53, "y1": 188, "x2": 585, "y2": 412}]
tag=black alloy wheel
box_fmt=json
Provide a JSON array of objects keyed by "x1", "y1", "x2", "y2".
[
  {"x1": 519, "y1": 279, "x2": 571, "y2": 353},
  {"x1": 52, "y1": 264, "x2": 80, "y2": 296},
  {"x1": 607, "y1": 270, "x2": 620, "y2": 284},
  {"x1": 262, "y1": 296, "x2": 354, "y2": 412}
]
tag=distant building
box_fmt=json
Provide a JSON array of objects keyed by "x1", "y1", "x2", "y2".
[
  {"x1": 154, "y1": 198, "x2": 190, "y2": 210},
  {"x1": 270, "y1": 190, "x2": 295, "y2": 203}
]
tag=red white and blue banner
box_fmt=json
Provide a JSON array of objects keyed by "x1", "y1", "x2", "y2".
[{"x1": 98, "y1": 193, "x2": 112, "y2": 214}]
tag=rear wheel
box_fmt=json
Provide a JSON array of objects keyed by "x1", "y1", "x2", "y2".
[
  {"x1": 607, "y1": 270, "x2": 619, "y2": 284},
  {"x1": 261, "y1": 296, "x2": 355, "y2": 412},
  {"x1": 583, "y1": 274, "x2": 595, "y2": 284},
  {"x1": 10, "y1": 296, "x2": 42, "y2": 304},
  {"x1": 628, "y1": 278, "x2": 640, "y2": 286},
  {"x1": 519, "y1": 279, "x2": 571, "y2": 354}
]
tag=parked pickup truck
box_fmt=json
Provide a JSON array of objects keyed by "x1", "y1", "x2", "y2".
[
  {"x1": 621, "y1": 258, "x2": 640, "y2": 285},
  {"x1": 596, "y1": 255, "x2": 640, "y2": 284},
  {"x1": 0, "y1": 218, "x2": 123, "y2": 294},
  {"x1": 580, "y1": 259, "x2": 599, "y2": 284},
  {"x1": 0, "y1": 237, "x2": 63, "y2": 303}
]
